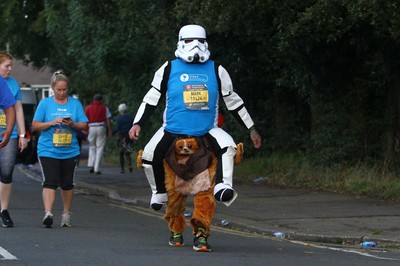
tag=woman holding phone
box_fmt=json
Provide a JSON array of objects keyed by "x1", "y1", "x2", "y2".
[{"x1": 32, "y1": 70, "x2": 88, "y2": 228}]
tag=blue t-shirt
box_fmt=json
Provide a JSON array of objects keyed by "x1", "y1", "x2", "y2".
[
  {"x1": 1, "y1": 77, "x2": 22, "y2": 140},
  {"x1": 0, "y1": 76, "x2": 15, "y2": 109},
  {"x1": 0, "y1": 76, "x2": 17, "y2": 139},
  {"x1": 164, "y1": 59, "x2": 219, "y2": 136},
  {"x1": 34, "y1": 96, "x2": 88, "y2": 159}
]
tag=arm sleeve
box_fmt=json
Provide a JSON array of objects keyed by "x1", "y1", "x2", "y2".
[
  {"x1": 218, "y1": 65, "x2": 255, "y2": 129},
  {"x1": 106, "y1": 107, "x2": 112, "y2": 118},
  {"x1": 133, "y1": 61, "x2": 171, "y2": 126}
]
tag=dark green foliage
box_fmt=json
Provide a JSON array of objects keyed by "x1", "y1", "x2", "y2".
[{"x1": 2, "y1": 0, "x2": 400, "y2": 167}]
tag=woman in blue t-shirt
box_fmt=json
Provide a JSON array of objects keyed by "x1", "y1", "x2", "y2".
[
  {"x1": 0, "y1": 52, "x2": 27, "y2": 228},
  {"x1": 32, "y1": 70, "x2": 88, "y2": 228}
]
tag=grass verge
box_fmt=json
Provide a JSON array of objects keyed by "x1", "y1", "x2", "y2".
[
  {"x1": 105, "y1": 144, "x2": 400, "y2": 202},
  {"x1": 234, "y1": 152, "x2": 400, "y2": 202}
]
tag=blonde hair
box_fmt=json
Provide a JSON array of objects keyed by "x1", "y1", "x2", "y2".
[
  {"x1": 51, "y1": 70, "x2": 69, "y2": 87},
  {"x1": 0, "y1": 52, "x2": 12, "y2": 64}
]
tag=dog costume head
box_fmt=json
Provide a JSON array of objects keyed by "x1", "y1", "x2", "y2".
[
  {"x1": 174, "y1": 137, "x2": 200, "y2": 164},
  {"x1": 165, "y1": 137, "x2": 213, "y2": 181}
]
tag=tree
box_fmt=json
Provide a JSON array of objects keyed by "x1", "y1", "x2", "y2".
[
  {"x1": 0, "y1": 0, "x2": 49, "y2": 67},
  {"x1": 3, "y1": 0, "x2": 400, "y2": 165},
  {"x1": 275, "y1": 0, "x2": 400, "y2": 164}
]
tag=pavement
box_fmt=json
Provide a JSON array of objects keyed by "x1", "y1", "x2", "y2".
[{"x1": 20, "y1": 157, "x2": 400, "y2": 248}]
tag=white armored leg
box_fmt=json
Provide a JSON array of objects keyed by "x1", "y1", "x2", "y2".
[
  {"x1": 141, "y1": 127, "x2": 168, "y2": 209},
  {"x1": 208, "y1": 128, "x2": 239, "y2": 206}
]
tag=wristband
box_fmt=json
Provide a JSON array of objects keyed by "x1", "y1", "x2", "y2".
[{"x1": 19, "y1": 133, "x2": 26, "y2": 138}]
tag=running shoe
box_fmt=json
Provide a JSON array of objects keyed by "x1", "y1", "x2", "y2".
[
  {"x1": 1, "y1": 210, "x2": 14, "y2": 227},
  {"x1": 61, "y1": 212, "x2": 72, "y2": 227},
  {"x1": 43, "y1": 212, "x2": 53, "y2": 228},
  {"x1": 169, "y1": 232, "x2": 184, "y2": 246},
  {"x1": 193, "y1": 228, "x2": 211, "y2": 252}
]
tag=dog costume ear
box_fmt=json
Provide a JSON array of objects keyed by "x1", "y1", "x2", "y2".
[{"x1": 234, "y1": 142, "x2": 244, "y2": 165}]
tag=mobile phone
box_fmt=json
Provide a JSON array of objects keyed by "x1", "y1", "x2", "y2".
[{"x1": 62, "y1": 116, "x2": 71, "y2": 122}]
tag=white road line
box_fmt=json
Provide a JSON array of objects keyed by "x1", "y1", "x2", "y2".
[
  {"x1": 315, "y1": 244, "x2": 400, "y2": 261},
  {"x1": 113, "y1": 204, "x2": 400, "y2": 262},
  {"x1": 289, "y1": 240, "x2": 400, "y2": 261},
  {"x1": 0, "y1": 246, "x2": 18, "y2": 260}
]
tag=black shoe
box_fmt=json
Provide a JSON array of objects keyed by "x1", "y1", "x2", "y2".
[
  {"x1": 121, "y1": 169, "x2": 125, "y2": 174},
  {"x1": 193, "y1": 228, "x2": 211, "y2": 252},
  {"x1": 94, "y1": 171, "x2": 101, "y2": 175},
  {"x1": 169, "y1": 232, "x2": 184, "y2": 246},
  {"x1": 128, "y1": 165, "x2": 133, "y2": 173},
  {"x1": 1, "y1": 210, "x2": 14, "y2": 227},
  {"x1": 89, "y1": 168, "x2": 94, "y2": 174},
  {"x1": 151, "y1": 203, "x2": 163, "y2": 210},
  {"x1": 43, "y1": 212, "x2": 53, "y2": 228},
  {"x1": 214, "y1": 188, "x2": 234, "y2": 202}
]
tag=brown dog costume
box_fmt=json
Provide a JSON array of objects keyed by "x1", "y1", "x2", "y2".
[{"x1": 137, "y1": 137, "x2": 243, "y2": 237}]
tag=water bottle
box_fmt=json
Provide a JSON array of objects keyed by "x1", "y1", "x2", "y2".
[
  {"x1": 273, "y1": 232, "x2": 285, "y2": 238},
  {"x1": 362, "y1": 241, "x2": 377, "y2": 247},
  {"x1": 221, "y1": 219, "x2": 230, "y2": 226},
  {"x1": 253, "y1": 177, "x2": 265, "y2": 183}
]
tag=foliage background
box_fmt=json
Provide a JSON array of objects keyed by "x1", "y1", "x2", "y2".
[{"x1": 2, "y1": 0, "x2": 400, "y2": 169}]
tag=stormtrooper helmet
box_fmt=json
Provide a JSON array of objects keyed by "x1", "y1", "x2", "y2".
[{"x1": 175, "y1": 25, "x2": 210, "y2": 63}]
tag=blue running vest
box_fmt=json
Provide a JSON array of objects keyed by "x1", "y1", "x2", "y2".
[{"x1": 164, "y1": 59, "x2": 219, "y2": 136}]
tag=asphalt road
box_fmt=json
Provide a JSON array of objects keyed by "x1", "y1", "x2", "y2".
[{"x1": 0, "y1": 167, "x2": 399, "y2": 266}]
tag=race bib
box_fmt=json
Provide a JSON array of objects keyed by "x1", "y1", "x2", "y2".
[
  {"x1": 0, "y1": 113, "x2": 6, "y2": 128},
  {"x1": 53, "y1": 128, "x2": 73, "y2": 147},
  {"x1": 183, "y1": 84, "x2": 209, "y2": 110}
]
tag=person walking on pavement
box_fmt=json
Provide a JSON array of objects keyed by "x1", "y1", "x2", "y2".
[
  {"x1": 0, "y1": 52, "x2": 28, "y2": 227},
  {"x1": 0, "y1": 76, "x2": 16, "y2": 148},
  {"x1": 32, "y1": 70, "x2": 88, "y2": 228},
  {"x1": 129, "y1": 24, "x2": 262, "y2": 251},
  {"x1": 115, "y1": 103, "x2": 134, "y2": 174},
  {"x1": 85, "y1": 94, "x2": 112, "y2": 175}
]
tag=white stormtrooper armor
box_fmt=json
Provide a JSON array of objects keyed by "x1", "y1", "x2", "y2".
[
  {"x1": 175, "y1": 24, "x2": 210, "y2": 63},
  {"x1": 134, "y1": 25, "x2": 257, "y2": 209}
]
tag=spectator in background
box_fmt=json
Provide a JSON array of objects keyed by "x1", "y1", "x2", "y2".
[
  {"x1": 32, "y1": 70, "x2": 88, "y2": 228},
  {"x1": 115, "y1": 103, "x2": 134, "y2": 174},
  {"x1": 0, "y1": 52, "x2": 27, "y2": 227},
  {"x1": 85, "y1": 94, "x2": 112, "y2": 175}
]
